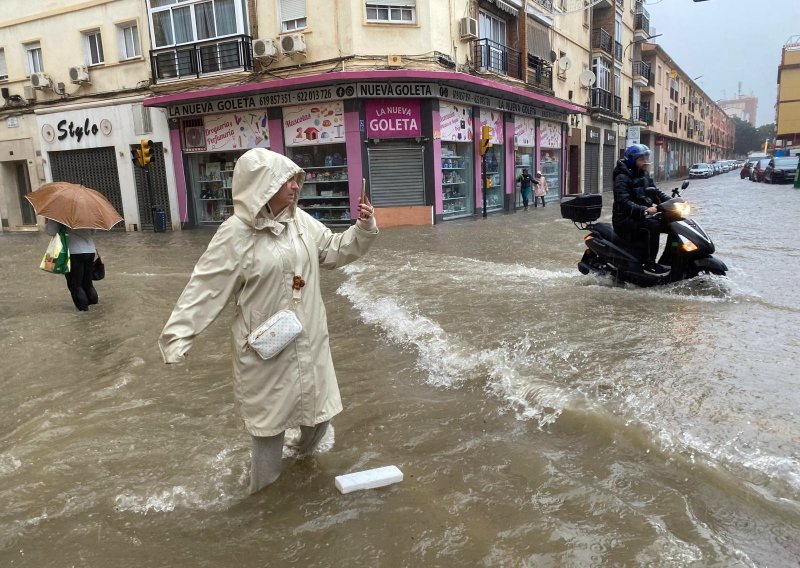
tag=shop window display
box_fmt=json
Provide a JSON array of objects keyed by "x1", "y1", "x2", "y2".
[
  {"x1": 538, "y1": 121, "x2": 563, "y2": 201},
  {"x1": 290, "y1": 143, "x2": 351, "y2": 224},
  {"x1": 189, "y1": 152, "x2": 242, "y2": 224},
  {"x1": 483, "y1": 145, "x2": 504, "y2": 213},
  {"x1": 441, "y1": 142, "x2": 474, "y2": 219},
  {"x1": 514, "y1": 148, "x2": 535, "y2": 208}
]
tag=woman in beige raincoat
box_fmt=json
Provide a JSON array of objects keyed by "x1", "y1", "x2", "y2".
[
  {"x1": 158, "y1": 148, "x2": 378, "y2": 493},
  {"x1": 533, "y1": 170, "x2": 547, "y2": 207}
]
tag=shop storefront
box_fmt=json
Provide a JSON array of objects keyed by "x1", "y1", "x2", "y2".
[
  {"x1": 284, "y1": 101, "x2": 350, "y2": 224},
  {"x1": 36, "y1": 97, "x2": 177, "y2": 231},
  {"x1": 602, "y1": 129, "x2": 617, "y2": 192},
  {"x1": 145, "y1": 72, "x2": 584, "y2": 227},
  {"x1": 584, "y1": 126, "x2": 601, "y2": 194},
  {"x1": 439, "y1": 103, "x2": 475, "y2": 220},
  {"x1": 538, "y1": 120, "x2": 563, "y2": 201},
  {"x1": 514, "y1": 115, "x2": 537, "y2": 209},
  {"x1": 479, "y1": 108, "x2": 505, "y2": 214}
]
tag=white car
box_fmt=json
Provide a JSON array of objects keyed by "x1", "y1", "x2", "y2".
[{"x1": 689, "y1": 163, "x2": 713, "y2": 178}]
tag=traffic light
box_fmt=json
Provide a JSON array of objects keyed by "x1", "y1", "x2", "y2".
[
  {"x1": 140, "y1": 139, "x2": 154, "y2": 167},
  {"x1": 480, "y1": 125, "x2": 493, "y2": 156},
  {"x1": 131, "y1": 145, "x2": 141, "y2": 166}
]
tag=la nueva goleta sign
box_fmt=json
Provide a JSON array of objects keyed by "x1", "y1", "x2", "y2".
[{"x1": 165, "y1": 82, "x2": 568, "y2": 123}]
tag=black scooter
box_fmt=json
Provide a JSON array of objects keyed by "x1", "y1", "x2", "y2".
[{"x1": 561, "y1": 181, "x2": 727, "y2": 287}]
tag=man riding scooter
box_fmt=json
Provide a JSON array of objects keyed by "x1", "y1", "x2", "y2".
[{"x1": 612, "y1": 144, "x2": 671, "y2": 275}]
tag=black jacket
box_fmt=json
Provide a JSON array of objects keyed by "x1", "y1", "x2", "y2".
[{"x1": 611, "y1": 160, "x2": 670, "y2": 226}]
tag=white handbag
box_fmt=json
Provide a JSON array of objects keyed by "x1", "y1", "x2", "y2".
[
  {"x1": 246, "y1": 219, "x2": 307, "y2": 360},
  {"x1": 247, "y1": 309, "x2": 302, "y2": 360}
]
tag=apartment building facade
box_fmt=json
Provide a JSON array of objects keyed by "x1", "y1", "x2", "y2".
[
  {"x1": 776, "y1": 37, "x2": 800, "y2": 153},
  {"x1": 0, "y1": 0, "x2": 180, "y2": 232},
  {"x1": 638, "y1": 42, "x2": 734, "y2": 180}
]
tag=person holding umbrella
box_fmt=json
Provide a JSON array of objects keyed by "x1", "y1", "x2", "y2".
[{"x1": 26, "y1": 182, "x2": 123, "y2": 311}]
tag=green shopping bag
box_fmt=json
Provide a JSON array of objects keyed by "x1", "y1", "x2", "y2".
[{"x1": 40, "y1": 226, "x2": 70, "y2": 274}]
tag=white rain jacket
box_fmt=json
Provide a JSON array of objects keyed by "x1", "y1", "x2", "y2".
[{"x1": 158, "y1": 148, "x2": 377, "y2": 437}]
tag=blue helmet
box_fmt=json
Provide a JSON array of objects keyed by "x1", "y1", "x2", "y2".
[{"x1": 624, "y1": 144, "x2": 651, "y2": 167}]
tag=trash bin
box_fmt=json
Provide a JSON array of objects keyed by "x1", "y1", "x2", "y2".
[{"x1": 153, "y1": 208, "x2": 167, "y2": 233}]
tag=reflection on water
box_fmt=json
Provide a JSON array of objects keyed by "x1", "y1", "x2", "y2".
[{"x1": 1, "y1": 176, "x2": 799, "y2": 566}]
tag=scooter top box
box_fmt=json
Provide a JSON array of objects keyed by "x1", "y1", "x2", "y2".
[{"x1": 561, "y1": 194, "x2": 602, "y2": 223}]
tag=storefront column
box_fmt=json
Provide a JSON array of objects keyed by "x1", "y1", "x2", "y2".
[
  {"x1": 169, "y1": 126, "x2": 189, "y2": 227},
  {"x1": 432, "y1": 106, "x2": 444, "y2": 221},
  {"x1": 267, "y1": 107, "x2": 285, "y2": 155},
  {"x1": 473, "y1": 108, "x2": 482, "y2": 213},
  {"x1": 344, "y1": 106, "x2": 363, "y2": 219},
  {"x1": 504, "y1": 112, "x2": 515, "y2": 212}
]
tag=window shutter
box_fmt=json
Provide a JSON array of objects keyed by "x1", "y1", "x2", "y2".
[
  {"x1": 0, "y1": 50, "x2": 7, "y2": 79},
  {"x1": 280, "y1": 0, "x2": 306, "y2": 22},
  {"x1": 367, "y1": 0, "x2": 416, "y2": 6},
  {"x1": 526, "y1": 17, "x2": 551, "y2": 61}
]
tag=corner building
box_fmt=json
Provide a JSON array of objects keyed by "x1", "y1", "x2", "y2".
[{"x1": 142, "y1": 0, "x2": 584, "y2": 227}]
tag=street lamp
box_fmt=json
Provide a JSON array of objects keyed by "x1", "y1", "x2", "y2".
[{"x1": 624, "y1": 33, "x2": 663, "y2": 58}]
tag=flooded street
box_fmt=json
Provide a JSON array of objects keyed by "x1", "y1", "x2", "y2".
[{"x1": 1, "y1": 172, "x2": 799, "y2": 567}]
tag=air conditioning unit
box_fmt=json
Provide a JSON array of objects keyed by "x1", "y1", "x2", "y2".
[
  {"x1": 460, "y1": 17, "x2": 478, "y2": 41},
  {"x1": 69, "y1": 65, "x2": 90, "y2": 84},
  {"x1": 253, "y1": 38, "x2": 278, "y2": 59},
  {"x1": 23, "y1": 85, "x2": 36, "y2": 101},
  {"x1": 280, "y1": 33, "x2": 306, "y2": 56},
  {"x1": 30, "y1": 72, "x2": 52, "y2": 90}
]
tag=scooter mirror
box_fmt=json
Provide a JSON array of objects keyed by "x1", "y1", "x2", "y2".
[{"x1": 682, "y1": 181, "x2": 690, "y2": 189}]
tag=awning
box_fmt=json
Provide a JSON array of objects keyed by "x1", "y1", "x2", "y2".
[
  {"x1": 527, "y1": 17, "x2": 552, "y2": 61},
  {"x1": 487, "y1": 0, "x2": 519, "y2": 16}
]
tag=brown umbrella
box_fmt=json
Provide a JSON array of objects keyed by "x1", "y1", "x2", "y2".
[{"x1": 25, "y1": 182, "x2": 123, "y2": 230}]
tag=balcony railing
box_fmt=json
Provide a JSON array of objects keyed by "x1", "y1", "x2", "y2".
[
  {"x1": 530, "y1": 0, "x2": 554, "y2": 10},
  {"x1": 527, "y1": 55, "x2": 554, "y2": 91},
  {"x1": 474, "y1": 38, "x2": 523, "y2": 80},
  {"x1": 615, "y1": 41, "x2": 623, "y2": 60},
  {"x1": 150, "y1": 34, "x2": 253, "y2": 82},
  {"x1": 634, "y1": 13, "x2": 650, "y2": 36},
  {"x1": 633, "y1": 60, "x2": 651, "y2": 82},
  {"x1": 632, "y1": 105, "x2": 654, "y2": 125},
  {"x1": 591, "y1": 28, "x2": 613, "y2": 56},
  {"x1": 591, "y1": 88, "x2": 612, "y2": 111},
  {"x1": 616, "y1": 0, "x2": 624, "y2": 9}
]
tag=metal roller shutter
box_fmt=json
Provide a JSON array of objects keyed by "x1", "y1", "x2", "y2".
[
  {"x1": 131, "y1": 142, "x2": 173, "y2": 231},
  {"x1": 584, "y1": 144, "x2": 600, "y2": 194},
  {"x1": 367, "y1": 146, "x2": 425, "y2": 206},
  {"x1": 602, "y1": 144, "x2": 616, "y2": 192},
  {"x1": 49, "y1": 147, "x2": 125, "y2": 228}
]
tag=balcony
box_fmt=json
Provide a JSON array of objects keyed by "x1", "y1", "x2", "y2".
[
  {"x1": 632, "y1": 105, "x2": 654, "y2": 125},
  {"x1": 633, "y1": 60, "x2": 651, "y2": 86},
  {"x1": 592, "y1": 28, "x2": 613, "y2": 57},
  {"x1": 473, "y1": 38, "x2": 523, "y2": 80},
  {"x1": 616, "y1": 0, "x2": 624, "y2": 9},
  {"x1": 527, "y1": 55, "x2": 554, "y2": 92},
  {"x1": 634, "y1": 3, "x2": 650, "y2": 41},
  {"x1": 530, "y1": 0, "x2": 554, "y2": 10},
  {"x1": 150, "y1": 35, "x2": 253, "y2": 83},
  {"x1": 590, "y1": 88, "x2": 612, "y2": 112}
]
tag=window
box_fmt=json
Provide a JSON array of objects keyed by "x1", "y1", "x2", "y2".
[
  {"x1": 24, "y1": 42, "x2": 43, "y2": 75},
  {"x1": 656, "y1": 102, "x2": 660, "y2": 121},
  {"x1": 657, "y1": 64, "x2": 661, "y2": 84},
  {"x1": 583, "y1": 0, "x2": 590, "y2": 26},
  {"x1": 148, "y1": 0, "x2": 244, "y2": 48},
  {"x1": 84, "y1": 30, "x2": 105, "y2": 65},
  {"x1": 593, "y1": 56, "x2": 610, "y2": 91},
  {"x1": 118, "y1": 22, "x2": 142, "y2": 59},
  {"x1": 280, "y1": 0, "x2": 307, "y2": 32},
  {"x1": 366, "y1": 1, "x2": 416, "y2": 23},
  {"x1": 0, "y1": 49, "x2": 7, "y2": 81},
  {"x1": 614, "y1": 65, "x2": 621, "y2": 95}
]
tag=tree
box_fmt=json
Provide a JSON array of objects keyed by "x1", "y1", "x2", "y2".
[{"x1": 733, "y1": 117, "x2": 759, "y2": 155}]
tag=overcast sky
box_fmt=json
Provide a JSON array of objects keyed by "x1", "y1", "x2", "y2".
[{"x1": 643, "y1": 0, "x2": 799, "y2": 126}]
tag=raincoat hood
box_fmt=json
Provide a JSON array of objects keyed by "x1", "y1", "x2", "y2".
[{"x1": 232, "y1": 148, "x2": 305, "y2": 232}]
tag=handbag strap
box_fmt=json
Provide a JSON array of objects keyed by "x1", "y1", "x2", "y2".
[{"x1": 289, "y1": 218, "x2": 310, "y2": 306}]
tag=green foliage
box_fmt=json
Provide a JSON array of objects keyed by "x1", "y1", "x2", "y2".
[{"x1": 733, "y1": 119, "x2": 776, "y2": 155}]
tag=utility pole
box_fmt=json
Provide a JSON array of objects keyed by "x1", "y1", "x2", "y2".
[{"x1": 479, "y1": 125, "x2": 493, "y2": 218}]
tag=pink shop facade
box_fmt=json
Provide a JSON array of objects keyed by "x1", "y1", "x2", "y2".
[{"x1": 144, "y1": 71, "x2": 585, "y2": 227}]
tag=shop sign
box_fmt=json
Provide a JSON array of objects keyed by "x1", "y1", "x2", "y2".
[
  {"x1": 626, "y1": 126, "x2": 641, "y2": 146},
  {"x1": 283, "y1": 101, "x2": 345, "y2": 147},
  {"x1": 357, "y1": 83, "x2": 434, "y2": 98},
  {"x1": 604, "y1": 129, "x2": 617, "y2": 146},
  {"x1": 56, "y1": 117, "x2": 102, "y2": 142},
  {"x1": 203, "y1": 111, "x2": 270, "y2": 152},
  {"x1": 480, "y1": 108, "x2": 503, "y2": 144},
  {"x1": 439, "y1": 103, "x2": 474, "y2": 142},
  {"x1": 365, "y1": 99, "x2": 421, "y2": 138},
  {"x1": 514, "y1": 116, "x2": 536, "y2": 147},
  {"x1": 438, "y1": 85, "x2": 567, "y2": 121},
  {"x1": 586, "y1": 126, "x2": 601, "y2": 144},
  {"x1": 6, "y1": 116, "x2": 19, "y2": 128},
  {"x1": 655, "y1": 135, "x2": 664, "y2": 146},
  {"x1": 539, "y1": 121, "x2": 562, "y2": 149}
]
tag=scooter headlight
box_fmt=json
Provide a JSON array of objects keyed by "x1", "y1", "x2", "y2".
[{"x1": 674, "y1": 202, "x2": 691, "y2": 218}]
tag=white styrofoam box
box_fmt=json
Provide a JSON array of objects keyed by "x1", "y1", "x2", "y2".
[{"x1": 335, "y1": 466, "x2": 403, "y2": 494}]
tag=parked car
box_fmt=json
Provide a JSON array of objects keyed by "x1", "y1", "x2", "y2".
[
  {"x1": 689, "y1": 163, "x2": 713, "y2": 178},
  {"x1": 712, "y1": 163, "x2": 722, "y2": 175},
  {"x1": 741, "y1": 159, "x2": 757, "y2": 179},
  {"x1": 751, "y1": 158, "x2": 772, "y2": 182},
  {"x1": 763, "y1": 156, "x2": 800, "y2": 184}
]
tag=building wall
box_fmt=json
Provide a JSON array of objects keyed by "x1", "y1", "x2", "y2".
[{"x1": 777, "y1": 49, "x2": 800, "y2": 140}]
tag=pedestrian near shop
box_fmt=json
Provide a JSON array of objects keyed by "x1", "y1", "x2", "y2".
[
  {"x1": 158, "y1": 148, "x2": 378, "y2": 494},
  {"x1": 45, "y1": 220, "x2": 98, "y2": 311},
  {"x1": 533, "y1": 171, "x2": 547, "y2": 207},
  {"x1": 517, "y1": 168, "x2": 534, "y2": 210}
]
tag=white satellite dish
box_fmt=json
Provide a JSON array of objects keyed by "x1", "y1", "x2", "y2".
[
  {"x1": 558, "y1": 57, "x2": 572, "y2": 72},
  {"x1": 579, "y1": 70, "x2": 596, "y2": 87}
]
